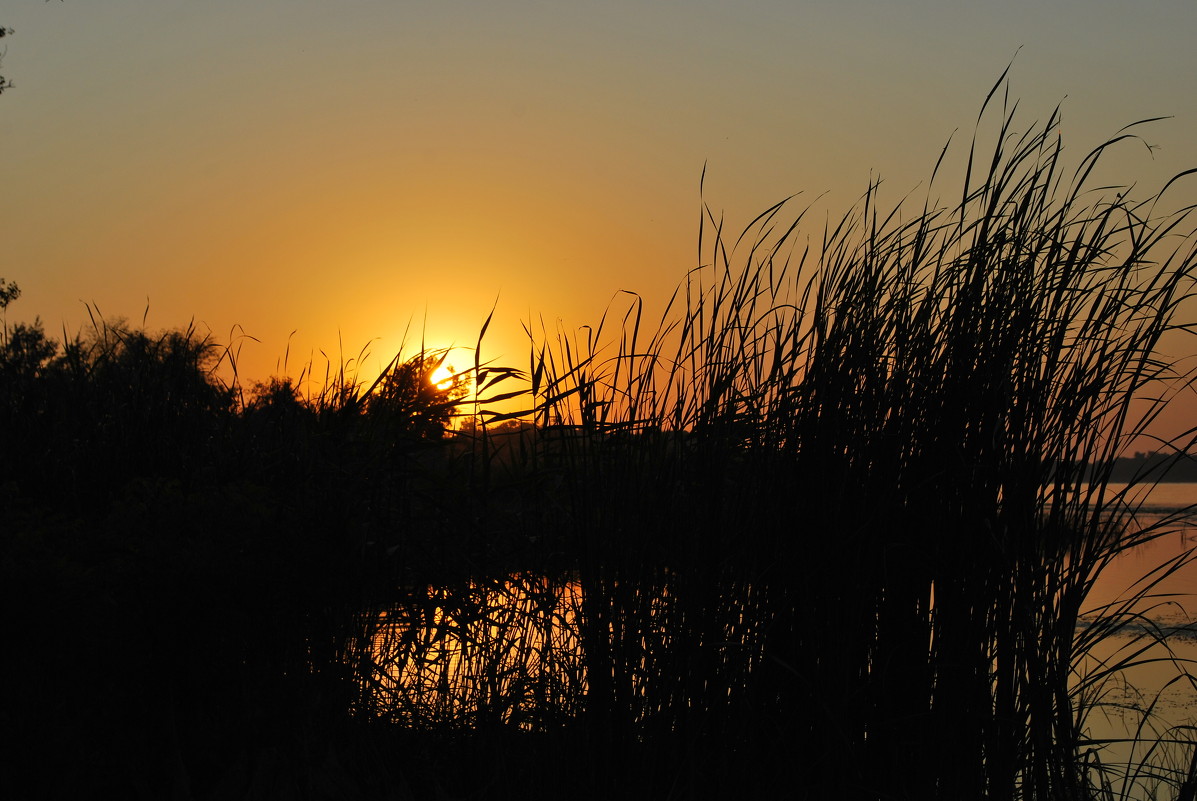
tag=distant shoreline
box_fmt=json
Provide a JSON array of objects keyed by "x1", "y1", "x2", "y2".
[{"x1": 1107, "y1": 452, "x2": 1197, "y2": 483}]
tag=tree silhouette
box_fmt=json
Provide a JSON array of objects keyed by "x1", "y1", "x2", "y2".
[
  {"x1": 0, "y1": 27, "x2": 13, "y2": 95},
  {"x1": 0, "y1": 277, "x2": 17, "y2": 307},
  {"x1": 0, "y1": 279, "x2": 59, "y2": 408},
  {"x1": 367, "y1": 353, "x2": 468, "y2": 439},
  {"x1": 0, "y1": 320, "x2": 57, "y2": 382},
  {"x1": 2, "y1": 3, "x2": 65, "y2": 96}
]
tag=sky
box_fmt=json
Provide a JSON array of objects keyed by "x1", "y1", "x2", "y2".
[{"x1": 3, "y1": 1, "x2": 1197, "y2": 434}]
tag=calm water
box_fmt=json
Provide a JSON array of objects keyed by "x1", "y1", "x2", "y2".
[
  {"x1": 363, "y1": 575, "x2": 587, "y2": 728},
  {"x1": 360, "y1": 483, "x2": 1197, "y2": 790},
  {"x1": 1084, "y1": 484, "x2": 1197, "y2": 609},
  {"x1": 1078, "y1": 483, "x2": 1197, "y2": 789}
]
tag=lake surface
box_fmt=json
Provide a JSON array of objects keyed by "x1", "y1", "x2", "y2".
[
  {"x1": 1075, "y1": 483, "x2": 1197, "y2": 789},
  {"x1": 363, "y1": 574, "x2": 587, "y2": 728},
  {"x1": 359, "y1": 482, "x2": 1197, "y2": 792}
]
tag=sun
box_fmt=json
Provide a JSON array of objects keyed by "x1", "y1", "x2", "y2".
[{"x1": 429, "y1": 362, "x2": 457, "y2": 391}]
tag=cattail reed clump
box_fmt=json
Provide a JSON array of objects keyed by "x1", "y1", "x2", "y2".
[
  {"x1": 505, "y1": 75, "x2": 1197, "y2": 799},
  {"x1": 7, "y1": 73, "x2": 1197, "y2": 799}
]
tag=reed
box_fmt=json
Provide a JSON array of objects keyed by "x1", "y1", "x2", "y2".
[
  {"x1": 481, "y1": 74, "x2": 1197, "y2": 799},
  {"x1": 7, "y1": 74, "x2": 1197, "y2": 799}
]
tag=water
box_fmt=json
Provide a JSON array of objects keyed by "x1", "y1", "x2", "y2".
[
  {"x1": 356, "y1": 483, "x2": 1197, "y2": 792},
  {"x1": 1076, "y1": 483, "x2": 1197, "y2": 791},
  {"x1": 1083, "y1": 482, "x2": 1197, "y2": 618},
  {"x1": 362, "y1": 574, "x2": 586, "y2": 728}
]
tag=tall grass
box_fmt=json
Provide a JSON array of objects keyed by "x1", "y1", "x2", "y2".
[
  {"x1": 440, "y1": 75, "x2": 1197, "y2": 799},
  {"x1": 8, "y1": 76, "x2": 1197, "y2": 799}
]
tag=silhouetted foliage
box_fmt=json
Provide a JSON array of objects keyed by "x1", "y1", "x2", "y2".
[
  {"x1": 0, "y1": 277, "x2": 18, "y2": 309},
  {"x1": 0, "y1": 312, "x2": 237, "y2": 509},
  {"x1": 367, "y1": 352, "x2": 468, "y2": 439},
  {"x1": 0, "y1": 27, "x2": 14, "y2": 95},
  {"x1": 7, "y1": 80, "x2": 1197, "y2": 801},
  {"x1": 0, "y1": 319, "x2": 56, "y2": 381},
  {"x1": 246, "y1": 375, "x2": 308, "y2": 418}
]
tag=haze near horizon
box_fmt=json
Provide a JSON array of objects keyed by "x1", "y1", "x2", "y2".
[{"x1": 4, "y1": 0, "x2": 1197, "y2": 436}]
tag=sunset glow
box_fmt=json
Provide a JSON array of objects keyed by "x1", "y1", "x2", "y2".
[
  {"x1": 8, "y1": 5, "x2": 1197, "y2": 795},
  {"x1": 429, "y1": 363, "x2": 455, "y2": 391},
  {"x1": 3, "y1": 2, "x2": 1195, "y2": 432}
]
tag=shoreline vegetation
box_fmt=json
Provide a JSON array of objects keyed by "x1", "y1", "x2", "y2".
[
  {"x1": 1108, "y1": 453, "x2": 1197, "y2": 484},
  {"x1": 6, "y1": 77, "x2": 1197, "y2": 799}
]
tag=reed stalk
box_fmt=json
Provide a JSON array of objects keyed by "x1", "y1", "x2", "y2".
[
  {"x1": 503, "y1": 73, "x2": 1197, "y2": 799},
  {"x1": 7, "y1": 74, "x2": 1197, "y2": 800}
]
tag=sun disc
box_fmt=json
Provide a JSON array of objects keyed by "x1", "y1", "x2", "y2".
[{"x1": 429, "y1": 363, "x2": 455, "y2": 390}]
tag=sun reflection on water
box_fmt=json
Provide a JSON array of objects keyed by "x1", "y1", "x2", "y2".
[{"x1": 363, "y1": 574, "x2": 586, "y2": 729}]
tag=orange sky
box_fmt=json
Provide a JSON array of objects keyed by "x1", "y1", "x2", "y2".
[{"x1": 3, "y1": 1, "x2": 1197, "y2": 438}]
